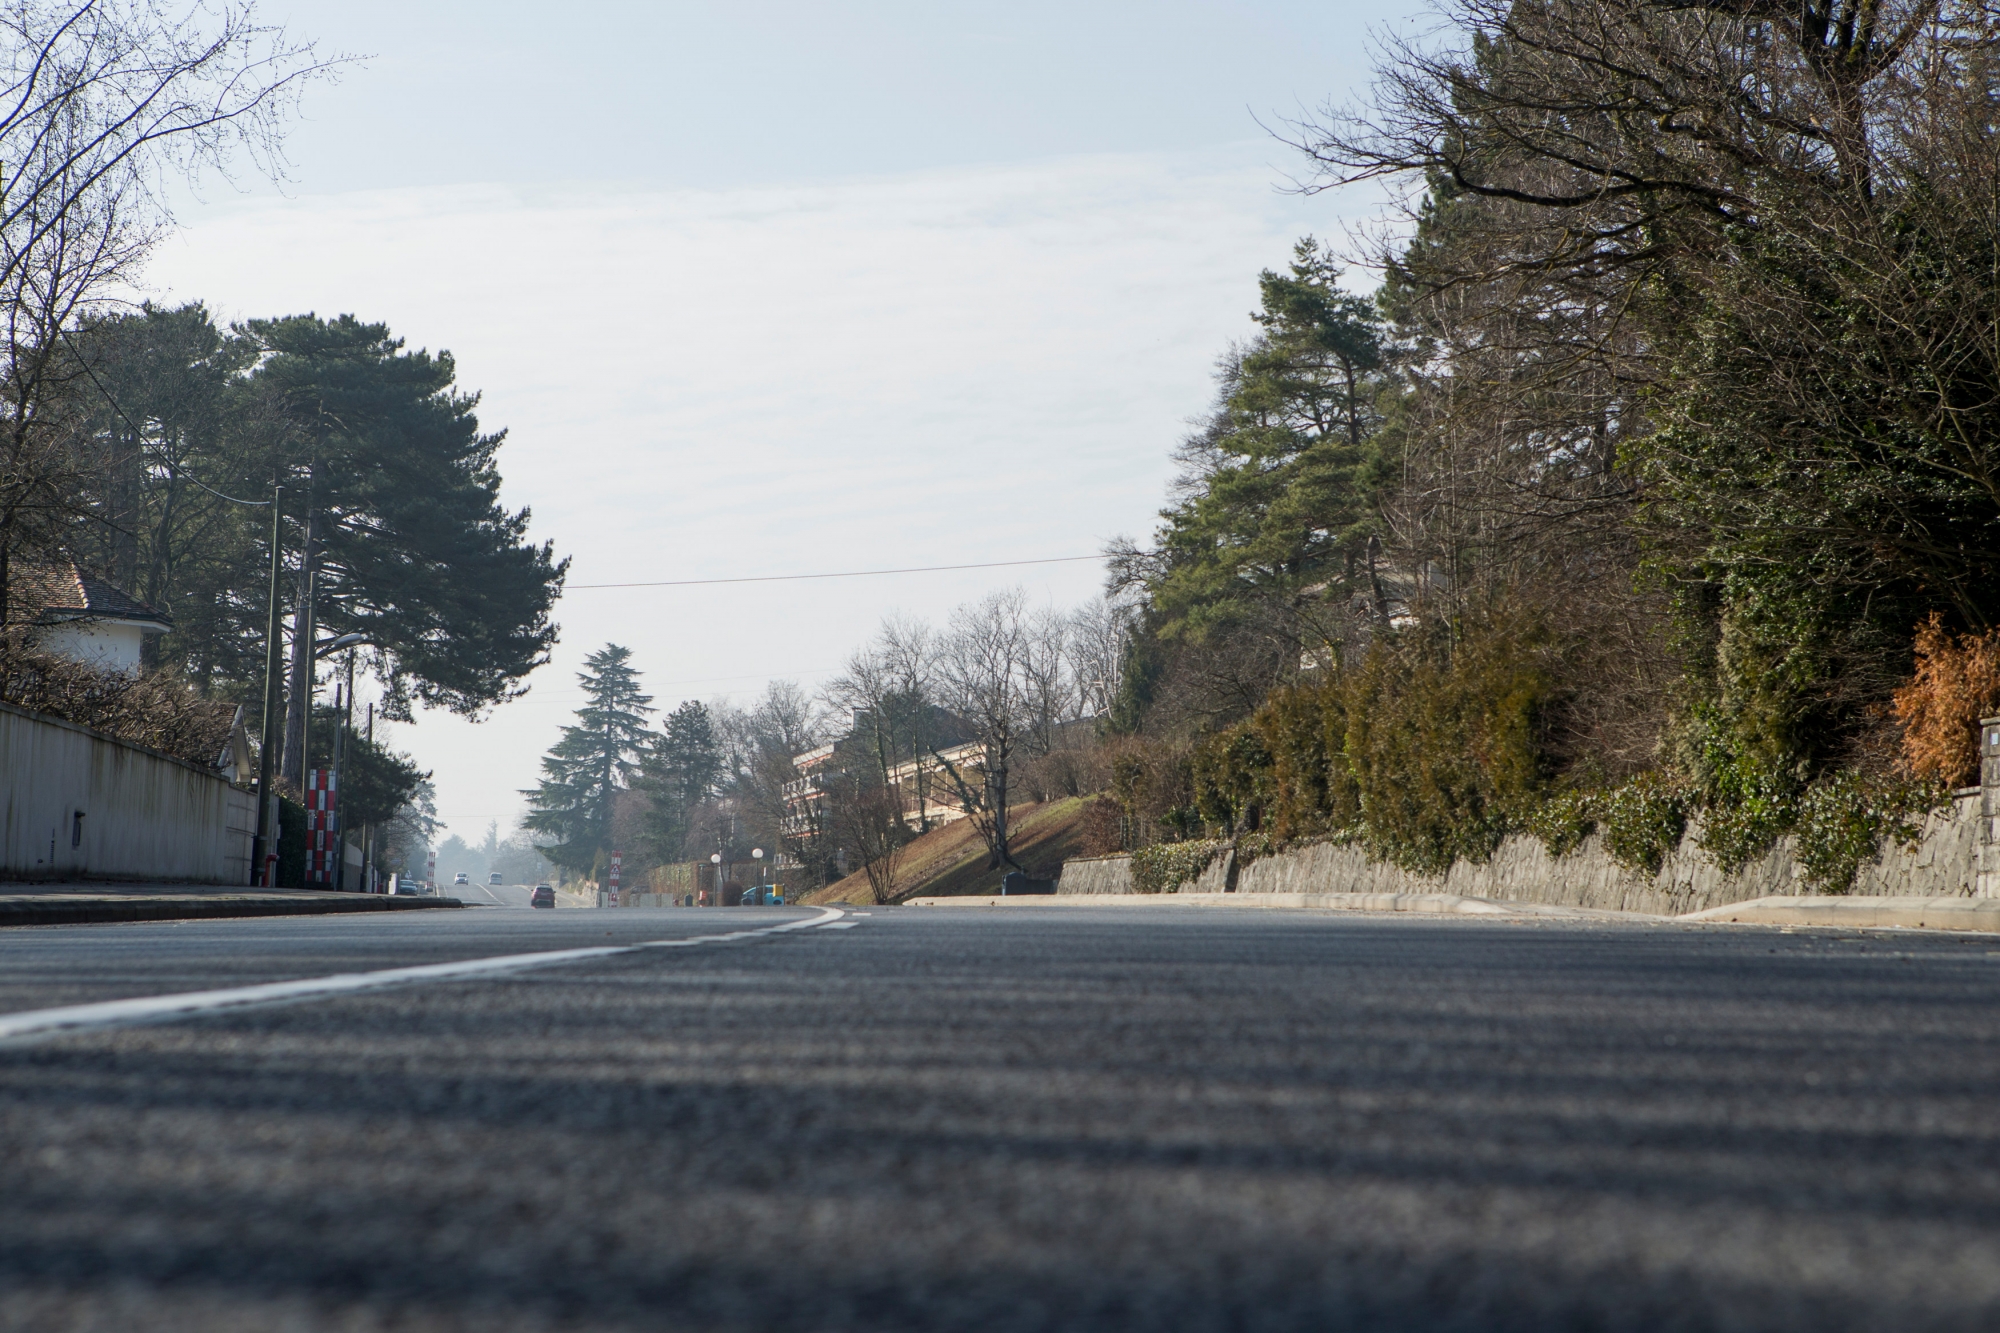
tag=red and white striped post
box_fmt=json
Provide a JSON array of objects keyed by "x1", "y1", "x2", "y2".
[
  {"x1": 305, "y1": 769, "x2": 339, "y2": 887},
  {"x1": 608, "y1": 850, "x2": 621, "y2": 907}
]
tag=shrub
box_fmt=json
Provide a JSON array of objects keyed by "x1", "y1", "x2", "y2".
[
  {"x1": 1598, "y1": 774, "x2": 1690, "y2": 875},
  {"x1": 1524, "y1": 789, "x2": 1597, "y2": 858},
  {"x1": 1892, "y1": 613, "x2": 2000, "y2": 787},
  {"x1": 1189, "y1": 723, "x2": 1270, "y2": 835},
  {"x1": 277, "y1": 793, "x2": 307, "y2": 888},
  {"x1": 0, "y1": 632, "x2": 236, "y2": 767},
  {"x1": 1130, "y1": 839, "x2": 1231, "y2": 895},
  {"x1": 1079, "y1": 795, "x2": 1126, "y2": 857},
  {"x1": 1265, "y1": 675, "x2": 1353, "y2": 837},
  {"x1": 1161, "y1": 618, "x2": 1560, "y2": 874},
  {"x1": 1793, "y1": 774, "x2": 1942, "y2": 895},
  {"x1": 1694, "y1": 756, "x2": 1800, "y2": 873},
  {"x1": 1107, "y1": 739, "x2": 1197, "y2": 850},
  {"x1": 1344, "y1": 625, "x2": 1555, "y2": 873}
]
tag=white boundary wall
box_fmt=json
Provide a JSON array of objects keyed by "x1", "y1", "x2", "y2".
[{"x1": 0, "y1": 701, "x2": 253, "y2": 884}]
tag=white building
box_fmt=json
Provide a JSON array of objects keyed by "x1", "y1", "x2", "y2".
[{"x1": 12, "y1": 561, "x2": 172, "y2": 672}]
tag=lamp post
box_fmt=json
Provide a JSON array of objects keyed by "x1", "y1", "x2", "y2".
[
  {"x1": 751, "y1": 847, "x2": 765, "y2": 905},
  {"x1": 709, "y1": 851, "x2": 722, "y2": 907}
]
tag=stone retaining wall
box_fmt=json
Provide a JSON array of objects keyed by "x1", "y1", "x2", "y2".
[
  {"x1": 1057, "y1": 856, "x2": 1132, "y2": 895},
  {"x1": 1062, "y1": 791, "x2": 1985, "y2": 914}
]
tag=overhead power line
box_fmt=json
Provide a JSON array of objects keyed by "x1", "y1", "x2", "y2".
[{"x1": 566, "y1": 554, "x2": 1104, "y2": 590}]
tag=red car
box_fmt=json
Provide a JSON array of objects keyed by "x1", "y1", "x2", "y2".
[{"x1": 530, "y1": 884, "x2": 555, "y2": 909}]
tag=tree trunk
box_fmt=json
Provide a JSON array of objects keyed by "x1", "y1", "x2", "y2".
[{"x1": 987, "y1": 741, "x2": 1019, "y2": 872}]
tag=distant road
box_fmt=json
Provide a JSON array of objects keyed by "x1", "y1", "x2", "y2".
[
  {"x1": 2, "y1": 906, "x2": 1999, "y2": 1330},
  {"x1": 461, "y1": 879, "x2": 534, "y2": 909}
]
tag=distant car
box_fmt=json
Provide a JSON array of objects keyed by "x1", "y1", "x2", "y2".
[
  {"x1": 453, "y1": 872, "x2": 468, "y2": 885},
  {"x1": 489, "y1": 872, "x2": 504, "y2": 885},
  {"x1": 530, "y1": 884, "x2": 555, "y2": 909}
]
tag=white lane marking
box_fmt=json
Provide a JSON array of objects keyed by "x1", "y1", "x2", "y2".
[
  {"x1": 821, "y1": 920, "x2": 862, "y2": 929},
  {"x1": 0, "y1": 907, "x2": 845, "y2": 1046}
]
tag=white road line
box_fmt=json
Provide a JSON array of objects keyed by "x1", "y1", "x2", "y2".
[{"x1": 0, "y1": 907, "x2": 845, "y2": 1046}]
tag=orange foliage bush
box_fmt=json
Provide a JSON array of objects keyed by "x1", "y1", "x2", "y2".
[{"x1": 1892, "y1": 614, "x2": 2000, "y2": 786}]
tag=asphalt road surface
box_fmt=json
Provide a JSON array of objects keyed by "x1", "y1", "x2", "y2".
[
  {"x1": 456, "y1": 881, "x2": 539, "y2": 909},
  {"x1": 3, "y1": 904, "x2": 2000, "y2": 1332}
]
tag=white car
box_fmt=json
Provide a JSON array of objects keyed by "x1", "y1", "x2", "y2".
[
  {"x1": 453, "y1": 872, "x2": 469, "y2": 885},
  {"x1": 489, "y1": 872, "x2": 504, "y2": 885}
]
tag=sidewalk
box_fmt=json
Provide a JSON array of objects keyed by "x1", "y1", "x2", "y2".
[{"x1": 0, "y1": 882, "x2": 466, "y2": 928}]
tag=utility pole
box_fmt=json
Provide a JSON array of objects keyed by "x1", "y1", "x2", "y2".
[
  {"x1": 332, "y1": 650, "x2": 355, "y2": 891},
  {"x1": 297, "y1": 562, "x2": 317, "y2": 790},
  {"x1": 251, "y1": 486, "x2": 284, "y2": 887},
  {"x1": 362, "y1": 702, "x2": 375, "y2": 893}
]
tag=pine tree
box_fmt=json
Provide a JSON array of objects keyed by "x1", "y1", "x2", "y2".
[
  {"x1": 522, "y1": 644, "x2": 653, "y2": 872},
  {"x1": 634, "y1": 700, "x2": 721, "y2": 865},
  {"x1": 1147, "y1": 238, "x2": 1393, "y2": 645}
]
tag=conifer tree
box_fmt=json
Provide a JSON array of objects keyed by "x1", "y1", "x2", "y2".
[
  {"x1": 1141, "y1": 239, "x2": 1394, "y2": 648},
  {"x1": 522, "y1": 644, "x2": 653, "y2": 872},
  {"x1": 634, "y1": 699, "x2": 721, "y2": 865}
]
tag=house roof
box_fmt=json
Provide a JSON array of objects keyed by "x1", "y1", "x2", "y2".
[{"x1": 9, "y1": 560, "x2": 172, "y2": 630}]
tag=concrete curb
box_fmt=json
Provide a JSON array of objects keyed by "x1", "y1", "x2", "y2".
[
  {"x1": 907, "y1": 890, "x2": 2000, "y2": 933},
  {"x1": 0, "y1": 894, "x2": 467, "y2": 928},
  {"x1": 1677, "y1": 895, "x2": 2000, "y2": 932},
  {"x1": 906, "y1": 892, "x2": 1643, "y2": 920}
]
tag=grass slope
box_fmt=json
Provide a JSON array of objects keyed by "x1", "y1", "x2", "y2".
[{"x1": 805, "y1": 797, "x2": 1092, "y2": 905}]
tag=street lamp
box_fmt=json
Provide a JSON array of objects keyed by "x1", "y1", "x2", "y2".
[
  {"x1": 710, "y1": 851, "x2": 722, "y2": 906},
  {"x1": 313, "y1": 631, "x2": 368, "y2": 659}
]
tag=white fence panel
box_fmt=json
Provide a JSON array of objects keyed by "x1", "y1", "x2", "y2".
[{"x1": 0, "y1": 701, "x2": 252, "y2": 884}]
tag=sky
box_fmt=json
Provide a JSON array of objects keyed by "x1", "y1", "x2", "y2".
[{"x1": 139, "y1": 0, "x2": 1430, "y2": 840}]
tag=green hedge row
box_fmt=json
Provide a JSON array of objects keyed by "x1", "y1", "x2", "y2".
[
  {"x1": 1177, "y1": 626, "x2": 1943, "y2": 893},
  {"x1": 1129, "y1": 840, "x2": 1232, "y2": 895}
]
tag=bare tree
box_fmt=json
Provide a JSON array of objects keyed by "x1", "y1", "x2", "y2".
[
  {"x1": 825, "y1": 769, "x2": 906, "y2": 904},
  {"x1": 1019, "y1": 604, "x2": 1076, "y2": 758},
  {"x1": 1067, "y1": 594, "x2": 1132, "y2": 720},
  {"x1": 823, "y1": 615, "x2": 952, "y2": 831},
  {"x1": 823, "y1": 638, "x2": 900, "y2": 784},
  {"x1": 929, "y1": 588, "x2": 1040, "y2": 872},
  {"x1": 751, "y1": 678, "x2": 824, "y2": 756},
  {"x1": 0, "y1": 0, "x2": 331, "y2": 616}
]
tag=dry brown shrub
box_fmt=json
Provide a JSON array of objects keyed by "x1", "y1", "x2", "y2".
[
  {"x1": 1891, "y1": 614, "x2": 2000, "y2": 787},
  {"x1": 1078, "y1": 795, "x2": 1125, "y2": 857},
  {"x1": 0, "y1": 630, "x2": 236, "y2": 769}
]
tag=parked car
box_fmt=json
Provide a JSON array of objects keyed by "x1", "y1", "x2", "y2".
[
  {"x1": 530, "y1": 884, "x2": 555, "y2": 909},
  {"x1": 453, "y1": 872, "x2": 469, "y2": 885},
  {"x1": 489, "y1": 872, "x2": 504, "y2": 885}
]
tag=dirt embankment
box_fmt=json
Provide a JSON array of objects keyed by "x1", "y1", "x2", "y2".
[{"x1": 805, "y1": 797, "x2": 1093, "y2": 905}]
